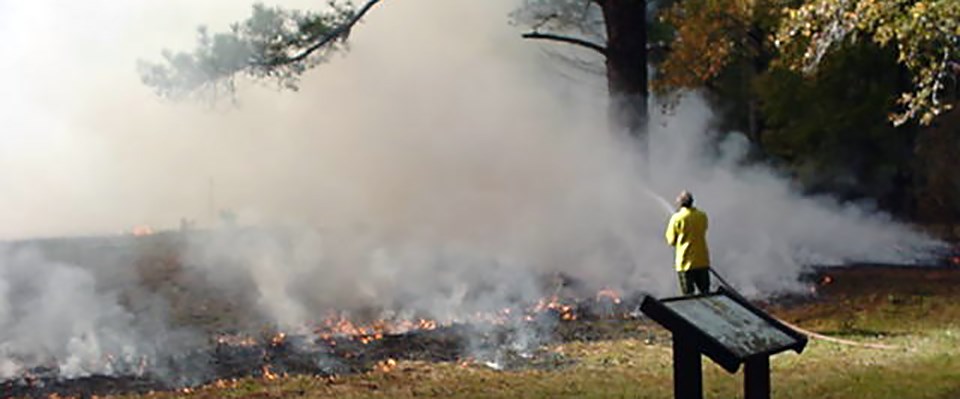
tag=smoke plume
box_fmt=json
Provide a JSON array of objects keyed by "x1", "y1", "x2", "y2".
[{"x1": 0, "y1": 0, "x2": 942, "y2": 379}]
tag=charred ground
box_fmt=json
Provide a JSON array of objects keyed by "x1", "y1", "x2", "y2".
[{"x1": 2, "y1": 234, "x2": 959, "y2": 398}]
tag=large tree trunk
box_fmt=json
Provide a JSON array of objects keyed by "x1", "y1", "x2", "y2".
[{"x1": 601, "y1": 0, "x2": 648, "y2": 144}]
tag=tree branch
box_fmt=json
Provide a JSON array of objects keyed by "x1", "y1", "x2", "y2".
[
  {"x1": 270, "y1": 0, "x2": 382, "y2": 65},
  {"x1": 530, "y1": 13, "x2": 559, "y2": 31},
  {"x1": 521, "y1": 31, "x2": 607, "y2": 56}
]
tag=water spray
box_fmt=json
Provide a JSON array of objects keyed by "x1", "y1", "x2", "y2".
[
  {"x1": 642, "y1": 186, "x2": 675, "y2": 216},
  {"x1": 647, "y1": 186, "x2": 897, "y2": 349}
]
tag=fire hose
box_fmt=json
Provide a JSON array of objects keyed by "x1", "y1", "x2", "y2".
[
  {"x1": 706, "y1": 268, "x2": 899, "y2": 350},
  {"x1": 643, "y1": 186, "x2": 898, "y2": 350}
]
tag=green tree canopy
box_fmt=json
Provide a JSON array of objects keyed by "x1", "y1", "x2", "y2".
[
  {"x1": 139, "y1": 0, "x2": 381, "y2": 99},
  {"x1": 775, "y1": 0, "x2": 960, "y2": 125},
  {"x1": 143, "y1": 0, "x2": 657, "y2": 138}
]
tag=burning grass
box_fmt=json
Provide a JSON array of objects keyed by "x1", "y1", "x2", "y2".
[
  {"x1": 4, "y1": 264, "x2": 960, "y2": 398},
  {"x1": 99, "y1": 330, "x2": 960, "y2": 399},
  {"x1": 139, "y1": 266, "x2": 960, "y2": 398},
  {"x1": 0, "y1": 284, "x2": 645, "y2": 399}
]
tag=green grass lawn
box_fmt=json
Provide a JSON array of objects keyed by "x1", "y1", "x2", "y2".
[{"x1": 108, "y1": 267, "x2": 960, "y2": 399}]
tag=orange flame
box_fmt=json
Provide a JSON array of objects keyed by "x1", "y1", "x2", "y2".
[
  {"x1": 262, "y1": 365, "x2": 278, "y2": 381},
  {"x1": 131, "y1": 225, "x2": 153, "y2": 236},
  {"x1": 312, "y1": 295, "x2": 581, "y2": 344},
  {"x1": 375, "y1": 358, "x2": 397, "y2": 372},
  {"x1": 215, "y1": 335, "x2": 257, "y2": 347},
  {"x1": 270, "y1": 332, "x2": 286, "y2": 347},
  {"x1": 531, "y1": 296, "x2": 577, "y2": 321},
  {"x1": 315, "y1": 313, "x2": 444, "y2": 345},
  {"x1": 213, "y1": 378, "x2": 239, "y2": 389}
]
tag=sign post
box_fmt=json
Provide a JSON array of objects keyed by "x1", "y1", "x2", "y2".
[{"x1": 640, "y1": 287, "x2": 807, "y2": 399}]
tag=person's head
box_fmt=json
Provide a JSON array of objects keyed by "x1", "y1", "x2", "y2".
[{"x1": 675, "y1": 190, "x2": 694, "y2": 208}]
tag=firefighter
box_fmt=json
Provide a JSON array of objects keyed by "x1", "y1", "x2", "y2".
[{"x1": 665, "y1": 190, "x2": 711, "y2": 295}]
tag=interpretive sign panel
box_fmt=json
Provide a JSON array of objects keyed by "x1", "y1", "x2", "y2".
[
  {"x1": 662, "y1": 294, "x2": 798, "y2": 359},
  {"x1": 641, "y1": 287, "x2": 808, "y2": 399}
]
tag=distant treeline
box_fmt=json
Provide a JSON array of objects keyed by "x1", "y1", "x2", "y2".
[{"x1": 648, "y1": 0, "x2": 960, "y2": 223}]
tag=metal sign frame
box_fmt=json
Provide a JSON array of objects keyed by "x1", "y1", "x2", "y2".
[{"x1": 640, "y1": 287, "x2": 808, "y2": 399}]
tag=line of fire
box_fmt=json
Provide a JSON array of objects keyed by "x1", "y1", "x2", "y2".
[{"x1": 2, "y1": 229, "x2": 959, "y2": 398}]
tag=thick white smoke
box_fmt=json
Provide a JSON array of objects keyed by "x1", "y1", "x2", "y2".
[
  {"x1": 642, "y1": 97, "x2": 942, "y2": 295},
  {"x1": 0, "y1": 245, "x2": 166, "y2": 379},
  {"x1": 0, "y1": 0, "x2": 942, "y2": 379}
]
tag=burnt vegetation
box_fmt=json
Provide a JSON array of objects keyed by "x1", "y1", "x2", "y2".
[
  {"x1": 0, "y1": 234, "x2": 655, "y2": 398},
  {"x1": 4, "y1": 233, "x2": 959, "y2": 398}
]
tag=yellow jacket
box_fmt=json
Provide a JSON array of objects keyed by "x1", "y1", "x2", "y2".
[{"x1": 665, "y1": 206, "x2": 710, "y2": 271}]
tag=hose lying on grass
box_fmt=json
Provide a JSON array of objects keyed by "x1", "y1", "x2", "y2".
[
  {"x1": 645, "y1": 187, "x2": 900, "y2": 350},
  {"x1": 708, "y1": 268, "x2": 901, "y2": 351}
]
